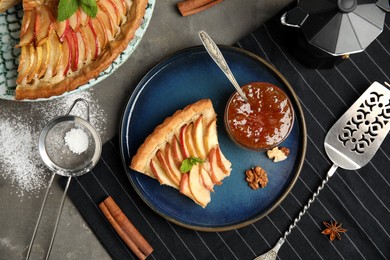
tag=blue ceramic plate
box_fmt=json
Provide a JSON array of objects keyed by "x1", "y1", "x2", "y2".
[{"x1": 120, "y1": 46, "x2": 306, "y2": 231}]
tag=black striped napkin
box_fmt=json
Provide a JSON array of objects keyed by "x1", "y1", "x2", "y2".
[{"x1": 66, "y1": 12, "x2": 390, "y2": 259}]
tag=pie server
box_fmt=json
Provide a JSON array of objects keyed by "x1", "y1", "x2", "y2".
[{"x1": 255, "y1": 81, "x2": 390, "y2": 260}]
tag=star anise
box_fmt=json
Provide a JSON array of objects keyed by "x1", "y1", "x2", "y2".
[{"x1": 321, "y1": 221, "x2": 347, "y2": 241}]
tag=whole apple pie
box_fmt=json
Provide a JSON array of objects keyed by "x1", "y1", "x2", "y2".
[
  {"x1": 14, "y1": 0, "x2": 148, "y2": 100},
  {"x1": 130, "y1": 99, "x2": 232, "y2": 208}
]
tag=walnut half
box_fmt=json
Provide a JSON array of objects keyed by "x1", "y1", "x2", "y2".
[
  {"x1": 267, "y1": 147, "x2": 290, "y2": 162},
  {"x1": 245, "y1": 166, "x2": 268, "y2": 190}
]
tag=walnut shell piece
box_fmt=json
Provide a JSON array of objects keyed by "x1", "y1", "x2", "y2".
[{"x1": 245, "y1": 166, "x2": 268, "y2": 190}]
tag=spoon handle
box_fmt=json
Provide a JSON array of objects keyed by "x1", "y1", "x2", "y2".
[{"x1": 198, "y1": 30, "x2": 248, "y2": 102}]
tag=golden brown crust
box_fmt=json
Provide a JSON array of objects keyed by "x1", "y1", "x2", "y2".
[
  {"x1": 0, "y1": 0, "x2": 20, "y2": 12},
  {"x1": 130, "y1": 99, "x2": 215, "y2": 173},
  {"x1": 15, "y1": 0, "x2": 148, "y2": 100}
]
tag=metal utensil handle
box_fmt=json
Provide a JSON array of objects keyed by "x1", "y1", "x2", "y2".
[
  {"x1": 66, "y1": 98, "x2": 90, "y2": 122},
  {"x1": 25, "y1": 176, "x2": 72, "y2": 260},
  {"x1": 253, "y1": 237, "x2": 284, "y2": 260},
  {"x1": 45, "y1": 177, "x2": 72, "y2": 260},
  {"x1": 282, "y1": 164, "x2": 338, "y2": 240},
  {"x1": 198, "y1": 30, "x2": 248, "y2": 102},
  {"x1": 25, "y1": 173, "x2": 55, "y2": 259}
]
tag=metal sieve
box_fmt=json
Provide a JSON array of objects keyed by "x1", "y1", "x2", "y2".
[
  {"x1": 39, "y1": 115, "x2": 101, "y2": 177},
  {"x1": 26, "y1": 98, "x2": 102, "y2": 260}
]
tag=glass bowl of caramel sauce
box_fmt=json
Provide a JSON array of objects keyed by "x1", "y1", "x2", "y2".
[{"x1": 224, "y1": 82, "x2": 294, "y2": 151}]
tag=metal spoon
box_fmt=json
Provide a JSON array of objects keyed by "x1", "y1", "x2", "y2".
[
  {"x1": 198, "y1": 30, "x2": 249, "y2": 102},
  {"x1": 255, "y1": 82, "x2": 390, "y2": 259}
]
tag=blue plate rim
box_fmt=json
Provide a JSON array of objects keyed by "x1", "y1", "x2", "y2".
[{"x1": 119, "y1": 45, "x2": 307, "y2": 231}]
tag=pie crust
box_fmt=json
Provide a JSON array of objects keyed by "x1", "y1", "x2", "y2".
[
  {"x1": 14, "y1": 0, "x2": 148, "y2": 100},
  {"x1": 0, "y1": 0, "x2": 21, "y2": 12}
]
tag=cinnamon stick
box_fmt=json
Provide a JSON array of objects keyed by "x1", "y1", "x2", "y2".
[
  {"x1": 177, "y1": 0, "x2": 223, "y2": 16},
  {"x1": 99, "y1": 196, "x2": 153, "y2": 259}
]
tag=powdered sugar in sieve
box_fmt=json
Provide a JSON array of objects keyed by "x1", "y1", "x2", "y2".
[{"x1": 64, "y1": 128, "x2": 89, "y2": 154}]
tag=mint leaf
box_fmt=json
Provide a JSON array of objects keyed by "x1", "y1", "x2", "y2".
[
  {"x1": 57, "y1": 0, "x2": 79, "y2": 21},
  {"x1": 180, "y1": 157, "x2": 204, "y2": 173},
  {"x1": 190, "y1": 157, "x2": 204, "y2": 165},
  {"x1": 57, "y1": 0, "x2": 97, "y2": 21},
  {"x1": 180, "y1": 159, "x2": 192, "y2": 173},
  {"x1": 80, "y1": 0, "x2": 96, "y2": 7},
  {"x1": 80, "y1": 0, "x2": 98, "y2": 17}
]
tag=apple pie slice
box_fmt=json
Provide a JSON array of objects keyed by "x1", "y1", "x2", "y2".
[
  {"x1": 14, "y1": 0, "x2": 148, "y2": 100},
  {"x1": 130, "y1": 99, "x2": 232, "y2": 208}
]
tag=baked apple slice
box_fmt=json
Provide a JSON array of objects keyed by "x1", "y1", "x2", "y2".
[
  {"x1": 189, "y1": 164, "x2": 211, "y2": 207},
  {"x1": 130, "y1": 99, "x2": 232, "y2": 208}
]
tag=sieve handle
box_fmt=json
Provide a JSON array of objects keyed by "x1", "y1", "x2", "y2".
[
  {"x1": 26, "y1": 176, "x2": 72, "y2": 260},
  {"x1": 45, "y1": 176, "x2": 72, "y2": 260},
  {"x1": 66, "y1": 98, "x2": 90, "y2": 122},
  {"x1": 26, "y1": 173, "x2": 55, "y2": 260}
]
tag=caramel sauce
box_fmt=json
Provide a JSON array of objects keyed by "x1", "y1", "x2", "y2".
[{"x1": 225, "y1": 82, "x2": 294, "y2": 150}]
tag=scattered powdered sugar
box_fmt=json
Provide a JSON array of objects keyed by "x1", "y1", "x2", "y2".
[
  {"x1": 0, "y1": 119, "x2": 46, "y2": 196},
  {"x1": 0, "y1": 91, "x2": 107, "y2": 198},
  {"x1": 64, "y1": 128, "x2": 89, "y2": 154}
]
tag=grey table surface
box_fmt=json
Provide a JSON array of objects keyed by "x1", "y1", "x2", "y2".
[{"x1": 0, "y1": 0, "x2": 293, "y2": 259}]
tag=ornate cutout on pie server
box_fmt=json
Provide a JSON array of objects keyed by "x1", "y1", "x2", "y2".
[{"x1": 338, "y1": 90, "x2": 390, "y2": 154}]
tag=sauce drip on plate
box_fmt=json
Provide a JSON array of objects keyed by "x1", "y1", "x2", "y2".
[{"x1": 225, "y1": 82, "x2": 294, "y2": 150}]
